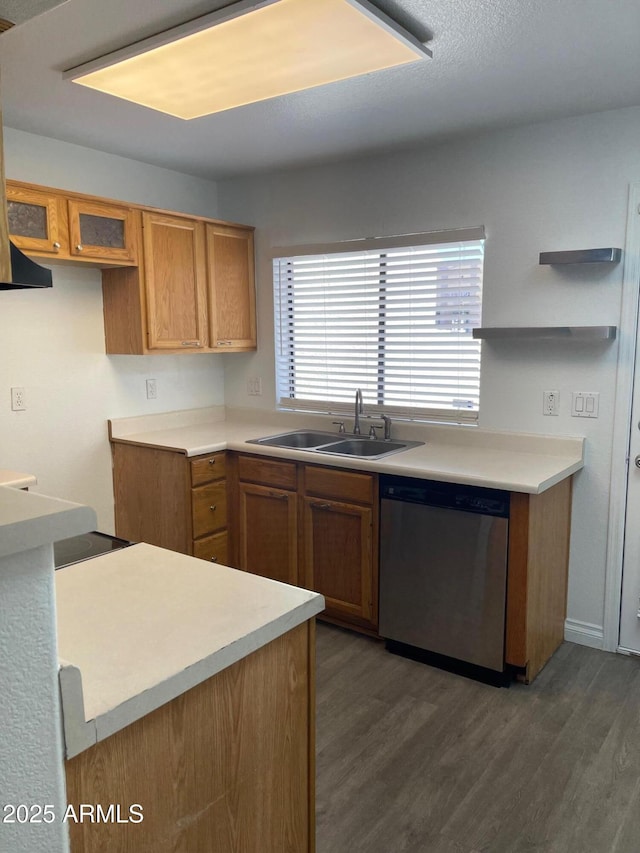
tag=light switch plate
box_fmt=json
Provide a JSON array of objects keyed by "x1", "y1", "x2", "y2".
[{"x1": 571, "y1": 391, "x2": 599, "y2": 418}]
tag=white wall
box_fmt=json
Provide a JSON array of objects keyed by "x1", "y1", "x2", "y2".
[
  {"x1": 217, "y1": 106, "x2": 640, "y2": 644},
  {"x1": 1, "y1": 129, "x2": 224, "y2": 530}
]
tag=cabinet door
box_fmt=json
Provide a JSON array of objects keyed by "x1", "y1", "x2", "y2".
[
  {"x1": 6, "y1": 184, "x2": 66, "y2": 256},
  {"x1": 206, "y1": 223, "x2": 256, "y2": 350},
  {"x1": 68, "y1": 199, "x2": 138, "y2": 264},
  {"x1": 303, "y1": 497, "x2": 375, "y2": 628},
  {"x1": 238, "y1": 482, "x2": 298, "y2": 585},
  {"x1": 142, "y1": 212, "x2": 208, "y2": 350}
]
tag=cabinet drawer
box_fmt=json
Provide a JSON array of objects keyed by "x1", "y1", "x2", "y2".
[
  {"x1": 191, "y1": 452, "x2": 226, "y2": 486},
  {"x1": 304, "y1": 465, "x2": 374, "y2": 505},
  {"x1": 192, "y1": 481, "x2": 227, "y2": 538},
  {"x1": 193, "y1": 531, "x2": 228, "y2": 566},
  {"x1": 238, "y1": 455, "x2": 297, "y2": 490}
]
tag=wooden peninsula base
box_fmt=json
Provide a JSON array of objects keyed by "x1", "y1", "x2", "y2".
[{"x1": 65, "y1": 621, "x2": 316, "y2": 853}]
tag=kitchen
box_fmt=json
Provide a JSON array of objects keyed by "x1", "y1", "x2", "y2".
[{"x1": 1, "y1": 0, "x2": 640, "y2": 851}]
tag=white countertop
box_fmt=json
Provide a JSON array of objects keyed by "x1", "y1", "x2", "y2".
[
  {"x1": 0, "y1": 468, "x2": 37, "y2": 489},
  {"x1": 109, "y1": 407, "x2": 584, "y2": 494},
  {"x1": 0, "y1": 486, "x2": 96, "y2": 560},
  {"x1": 56, "y1": 542, "x2": 324, "y2": 758}
]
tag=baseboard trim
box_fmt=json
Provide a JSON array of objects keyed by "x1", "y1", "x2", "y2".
[{"x1": 564, "y1": 618, "x2": 605, "y2": 649}]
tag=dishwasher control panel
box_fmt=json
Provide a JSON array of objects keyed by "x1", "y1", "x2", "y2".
[{"x1": 380, "y1": 475, "x2": 510, "y2": 517}]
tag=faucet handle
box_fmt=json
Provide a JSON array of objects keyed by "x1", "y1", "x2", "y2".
[
  {"x1": 332, "y1": 421, "x2": 346, "y2": 434},
  {"x1": 368, "y1": 424, "x2": 382, "y2": 439}
]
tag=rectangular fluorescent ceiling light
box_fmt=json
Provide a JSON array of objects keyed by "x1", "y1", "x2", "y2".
[{"x1": 64, "y1": 0, "x2": 431, "y2": 120}]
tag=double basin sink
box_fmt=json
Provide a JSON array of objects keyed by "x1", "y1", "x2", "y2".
[{"x1": 247, "y1": 429, "x2": 424, "y2": 460}]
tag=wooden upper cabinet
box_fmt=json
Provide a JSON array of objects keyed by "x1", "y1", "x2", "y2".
[
  {"x1": 142, "y1": 212, "x2": 208, "y2": 351},
  {"x1": 6, "y1": 184, "x2": 67, "y2": 256},
  {"x1": 68, "y1": 198, "x2": 138, "y2": 264},
  {"x1": 206, "y1": 223, "x2": 256, "y2": 351},
  {"x1": 6, "y1": 180, "x2": 256, "y2": 355},
  {"x1": 6, "y1": 181, "x2": 138, "y2": 266}
]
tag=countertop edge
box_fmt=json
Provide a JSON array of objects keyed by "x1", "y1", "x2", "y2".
[{"x1": 59, "y1": 595, "x2": 324, "y2": 759}]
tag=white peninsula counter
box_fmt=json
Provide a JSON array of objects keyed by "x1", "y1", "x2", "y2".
[
  {"x1": 58, "y1": 543, "x2": 324, "y2": 853},
  {"x1": 1, "y1": 484, "x2": 324, "y2": 853}
]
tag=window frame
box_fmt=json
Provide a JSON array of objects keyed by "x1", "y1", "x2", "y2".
[{"x1": 272, "y1": 226, "x2": 485, "y2": 425}]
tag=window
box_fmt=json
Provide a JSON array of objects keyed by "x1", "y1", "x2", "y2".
[{"x1": 273, "y1": 227, "x2": 484, "y2": 424}]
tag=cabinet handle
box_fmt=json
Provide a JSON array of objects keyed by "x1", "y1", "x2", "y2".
[
  {"x1": 209, "y1": 505, "x2": 217, "y2": 511},
  {"x1": 53, "y1": 241, "x2": 61, "y2": 249},
  {"x1": 210, "y1": 556, "x2": 218, "y2": 563},
  {"x1": 216, "y1": 340, "x2": 232, "y2": 346},
  {"x1": 208, "y1": 458, "x2": 216, "y2": 465},
  {"x1": 311, "y1": 502, "x2": 331, "y2": 510},
  {"x1": 76, "y1": 244, "x2": 83, "y2": 252},
  {"x1": 269, "y1": 491, "x2": 288, "y2": 500},
  {"x1": 181, "y1": 340, "x2": 202, "y2": 347}
]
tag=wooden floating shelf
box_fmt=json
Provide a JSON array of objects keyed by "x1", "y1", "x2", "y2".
[
  {"x1": 539, "y1": 248, "x2": 622, "y2": 265},
  {"x1": 472, "y1": 326, "x2": 617, "y2": 341}
]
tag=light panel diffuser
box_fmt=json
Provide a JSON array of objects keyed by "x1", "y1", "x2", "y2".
[{"x1": 64, "y1": 0, "x2": 431, "y2": 120}]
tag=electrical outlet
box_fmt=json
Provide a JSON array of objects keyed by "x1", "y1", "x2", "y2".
[
  {"x1": 571, "y1": 391, "x2": 599, "y2": 418},
  {"x1": 11, "y1": 387, "x2": 26, "y2": 411},
  {"x1": 543, "y1": 390, "x2": 560, "y2": 416},
  {"x1": 247, "y1": 377, "x2": 263, "y2": 396},
  {"x1": 146, "y1": 378, "x2": 157, "y2": 400}
]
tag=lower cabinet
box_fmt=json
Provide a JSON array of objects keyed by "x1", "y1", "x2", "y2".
[
  {"x1": 233, "y1": 454, "x2": 378, "y2": 633},
  {"x1": 111, "y1": 443, "x2": 227, "y2": 564}
]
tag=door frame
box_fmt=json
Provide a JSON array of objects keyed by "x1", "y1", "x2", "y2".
[{"x1": 603, "y1": 182, "x2": 640, "y2": 652}]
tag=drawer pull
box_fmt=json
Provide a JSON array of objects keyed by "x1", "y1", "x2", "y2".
[
  {"x1": 208, "y1": 458, "x2": 216, "y2": 465},
  {"x1": 210, "y1": 505, "x2": 217, "y2": 511},
  {"x1": 311, "y1": 502, "x2": 331, "y2": 510},
  {"x1": 269, "y1": 491, "x2": 288, "y2": 500},
  {"x1": 181, "y1": 340, "x2": 202, "y2": 347},
  {"x1": 211, "y1": 556, "x2": 218, "y2": 563}
]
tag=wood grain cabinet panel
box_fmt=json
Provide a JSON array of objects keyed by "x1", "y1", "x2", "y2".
[
  {"x1": 505, "y1": 478, "x2": 572, "y2": 683},
  {"x1": 192, "y1": 530, "x2": 228, "y2": 565},
  {"x1": 238, "y1": 481, "x2": 298, "y2": 586},
  {"x1": 230, "y1": 454, "x2": 378, "y2": 632},
  {"x1": 112, "y1": 443, "x2": 231, "y2": 566},
  {"x1": 303, "y1": 497, "x2": 374, "y2": 626},
  {"x1": 66, "y1": 622, "x2": 315, "y2": 853},
  {"x1": 206, "y1": 223, "x2": 256, "y2": 351},
  {"x1": 142, "y1": 211, "x2": 208, "y2": 351},
  {"x1": 68, "y1": 198, "x2": 138, "y2": 264},
  {"x1": 6, "y1": 179, "x2": 256, "y2": 355},
  {"x1": 191, "y1": 452, "x2": 226, "y2": 486},
  {"x1": 7, "y1": 180, "x2": 139, "y2": 266},
  {"x1": 192, "y1": 480, "x2": 227, "y2": 539},
  {"x1": 6, "y1": 184, "x2": 66, "y2": 256}
]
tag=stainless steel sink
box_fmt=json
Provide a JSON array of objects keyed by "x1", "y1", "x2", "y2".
[
  {"x1": 323, "y1": 438, "x2": 410, "y2": 457},
  {"x1": 249, "y1": 429, "x2": 340, "y2": 449},
  {"x1": 247, "y1": 430, "x2": 424, "y2": 459}
]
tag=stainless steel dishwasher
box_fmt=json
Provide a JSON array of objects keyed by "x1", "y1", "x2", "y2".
[{"x1": 379, "y1": 475, "x2": 510, "y2": 680}]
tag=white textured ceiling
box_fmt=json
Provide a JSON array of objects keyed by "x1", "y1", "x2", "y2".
[{"x1": 1, "y1": 0, "x2": 639, "y2": 180}]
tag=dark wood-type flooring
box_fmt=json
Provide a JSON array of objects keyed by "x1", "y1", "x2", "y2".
[{"x1": 316, "y1": 623, "x2": 640, "y2": 853}]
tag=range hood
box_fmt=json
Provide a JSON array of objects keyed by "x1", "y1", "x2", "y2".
[{"x1": 0, "y1": 241, "x2": 53, "y2": 290}]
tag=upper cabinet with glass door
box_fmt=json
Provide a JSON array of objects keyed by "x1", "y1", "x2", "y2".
[
  {"x1": 6, "y1": 183, "x2": 66, "y2": 256},
  {"x1": 6, "y1": 181, "x2": 138, "y2": 267},
  {"x1": 67, "y1": 198, "x2": 137, "y2": 264}
]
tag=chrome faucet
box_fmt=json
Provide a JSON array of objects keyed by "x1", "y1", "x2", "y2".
[{"x1": 354, "y1": 388, "x2": 363, "y2": 435}]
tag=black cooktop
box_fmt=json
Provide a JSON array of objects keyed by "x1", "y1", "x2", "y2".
[{"x1": 53, "y1": 531, "x2": 133, "y2": 569}]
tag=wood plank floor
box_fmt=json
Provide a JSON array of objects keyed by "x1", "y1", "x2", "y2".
[{"x1": 315, "y1": 623, "x2": 640, "y2": 853}]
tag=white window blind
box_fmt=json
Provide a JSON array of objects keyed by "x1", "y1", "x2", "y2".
[{"x1": 273, "y1": 229, "x2": 484, "y2": 423}]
